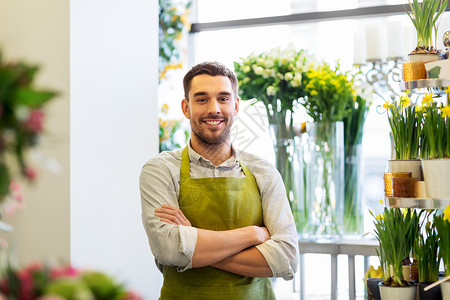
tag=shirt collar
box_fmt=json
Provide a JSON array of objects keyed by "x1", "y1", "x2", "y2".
[{"x1": 187, "y1": 141, "x2": 240, "y2": 169}]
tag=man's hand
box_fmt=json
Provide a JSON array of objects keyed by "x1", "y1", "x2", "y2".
[{"x1": 155, "y1": 204, "x2": 192, "y2": 226}]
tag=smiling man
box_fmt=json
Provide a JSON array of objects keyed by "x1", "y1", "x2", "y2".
[{"x1": 140, "y1": 61, "x2": 298, "y2": 299}]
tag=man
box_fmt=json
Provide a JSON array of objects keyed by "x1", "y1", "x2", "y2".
[{"x1": 140, "y1": 61, "x2": 298, "y2": 299}]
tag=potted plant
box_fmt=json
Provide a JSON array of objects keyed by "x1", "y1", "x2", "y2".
[
  {"x1": 414, "y1": 214, "x2": 442, "y2": 300},
  {"x1": 420, "y1": 94, "x2": 450, "y2": 198},
  {"x1": 435, "y1": 205, "x2": 450, "y2": 300},
  {"x1": 370, "y1": 207, "x2": 421, "y2": 299},
  {"x1": 384, "y1": 94, "x2": 424, "y2": 183},
  {"x1": 404, "y1": 0, "x2": 447, "y2": 80}
]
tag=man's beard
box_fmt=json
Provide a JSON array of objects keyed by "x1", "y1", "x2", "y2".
[{"x1": 190, "y1": 116, "x2": 232, "y2": 148}]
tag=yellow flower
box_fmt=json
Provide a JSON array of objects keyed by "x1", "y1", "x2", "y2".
[
  {"x1": 379, "y1": 199, "x2": 383, "y2": 205},
  {"x1": 445, "y1": 86, "x2": 450, "y2": 94},
  {"x1": 402, "y1": 208, "x2": 409, "y2": 218},
  {"x1": 161, "y1": 104, "x2": 169, "y2": 114},
  {"x1": 382, "y1": 102, "x2": 391, "y2": 110},
  {"x1": 415, "y1": 105, "x2": 425, "y2": 114},
  {"x1": 442, "y1": 105, "x2": 450, "y2": 118},
  {"x1": 400, "y1": 95, "x2": 411, "y2": 108},
  {"x1": 376, "y1": 213, "x2": 384, "y2": 222},
  {"x1": 422, "y1": 93, "x2": 433, "y2": 106},
  {"x1": 443, "y1": 205, "x2": 450, "y2": 222}
]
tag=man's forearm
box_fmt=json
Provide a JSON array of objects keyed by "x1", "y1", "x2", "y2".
[
  {"x1": 192, "y1": 226, "x2": 269, "y2": 268},
  {"x1": 211, "y1": 246, "x2": 273, "y2": 277}
]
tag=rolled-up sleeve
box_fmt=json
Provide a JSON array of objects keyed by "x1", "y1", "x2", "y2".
[
  {"x1": 140, "y1": 157, "x2": 197, "y2": 271},
  {"x1": 251, "y1": 161, "x2": 299, "y2": 280}
]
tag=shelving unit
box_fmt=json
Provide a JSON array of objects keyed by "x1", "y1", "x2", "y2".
[
  {"x1": 400, "y1": 79, "x2": 450, "y2": 95},
  {"x1": 384, "y1": 197, "x2": 450, "y2": 209},
  {"x1": 386, "y1": 79, "x2": 450, "y2": 209}
]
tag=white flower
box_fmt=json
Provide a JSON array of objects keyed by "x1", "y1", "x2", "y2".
[
  {"x1": 285, "y1": 72, "x2": 293, "y2": 81},
  {"x1": 252, "y1": 65, "x2": 264, "y2": 75},
  {"x1": 277, "y1": 73, "x2": 284, "y2": 80},
  {"x1": 242, "y1": 65, "x2": 251, "y2": 73},
  {"x1": 267, "y1": 86, "x2": 277, "y2": 96}
]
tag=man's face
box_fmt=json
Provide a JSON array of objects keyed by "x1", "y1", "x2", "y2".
[{"x1": 182, "y1": 74, "x2": 239, "y2": 146}]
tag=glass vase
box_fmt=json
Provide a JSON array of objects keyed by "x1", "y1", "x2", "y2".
[
  {"x1": 343, "y1": 143, "x2": 364, "y2": 237},
  {"x1": 269, "y1": 123, "x2": 305, "y2": 234},
  {"x1": 303, "y1": 121, "x2": 344, "y2": 238}
]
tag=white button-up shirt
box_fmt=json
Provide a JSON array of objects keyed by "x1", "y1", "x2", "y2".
[{"x1": 140, "y1": 144, "x2": 299, "y2": 280}]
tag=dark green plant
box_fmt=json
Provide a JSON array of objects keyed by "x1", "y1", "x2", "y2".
[
  {"x1": 0, "y1": 51, "x2": 57, "y2": 203},
  {"x1": 371, "y1": 208, "x2": 422, "y2": 286},
  {"x1": 405, "y1": 0, "x2": 448, "y2": 52},
  {"x1": 435, "y1": 206, "x2": 450, "y2": 277},
  {"x1": 414, "y1": 218, "x2": 440, "y2": 282},
  {"x1": 343, "y1": 95, "x2": 370, "y2": 234}
]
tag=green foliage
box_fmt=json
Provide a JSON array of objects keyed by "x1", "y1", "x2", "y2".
[
  {"x1": 371, "y1": 208, "x2": 422, "y2": 286},
  {"x1": 0, "y1": 50, "x2": 57, "y2": 202},
  {"x1": 405, "y1": 0, "x2": 448, "y2": 51},
  {"x1": 435, "y1": 208, "x2": 450, "y2": 276},
  {"x1": 421, "y1": 101, "x2": 450, "y2": 158},
  {"x1": 385, "y1": 95, "x2": 423, "y2": 159},
  {"x1": 302, "y1": 63, "x2": 355, "y2": 123},
  {"x1": 81, "y1": 272, "x2": 126, "y2": 300},
  {"x1": 159, "y1": 0, "x2": 191, "y2": 82},
  {"x1": 414, "y1": 219, "x2": 440, "y2": 282}
]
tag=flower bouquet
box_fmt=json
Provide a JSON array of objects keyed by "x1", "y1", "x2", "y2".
[
  {"x1": 301, "y1": 62, "x2": 357, "y2": 236},
  {"x1": 234, "y1": 45, "x2": 312, "y2": 232},
  {"x1": 0, "y1": 263, "x2": 141, "y2": 300},
  {"x1": 0, "y1": 51, "x2": 57, "y2": 218}
]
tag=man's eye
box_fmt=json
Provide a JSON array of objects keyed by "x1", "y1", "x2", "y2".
[
  {"x1": 219, "y1": 97, "x2": 229, "y2": 102},
  {"x1": 197, "y1": 98, "x2": 206, "y2": 102}
]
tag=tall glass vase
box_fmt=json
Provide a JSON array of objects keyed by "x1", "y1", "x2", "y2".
[
  {"x1": 269, "y1": 121, "x2": 305, "y2": 234},
  {"x1": 303, "y1": 121, "x2": 344, "y2": 238},
  {"x1": 344, "y1": 143, "x2": 364, "y2": 237}
]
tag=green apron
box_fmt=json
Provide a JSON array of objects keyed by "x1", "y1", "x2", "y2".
[{"x1": 159, "y1": 146, "x2": 275, "y2": 300}]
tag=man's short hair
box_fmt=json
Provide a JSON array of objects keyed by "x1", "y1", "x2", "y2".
[{"x1": 183, "y1": 61, "x2": 238, "y2": 100}]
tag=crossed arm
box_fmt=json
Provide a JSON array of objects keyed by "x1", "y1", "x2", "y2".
[{"x1": 155, "y1": 205, "x2": 274, "y2": 277}]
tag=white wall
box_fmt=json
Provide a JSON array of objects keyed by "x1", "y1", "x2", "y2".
[
  {"x1": 70, "y1": 1, "x2": 161, "y2": 299},
  {"x1": 0, "y1": 0, "x2": 70, "y2": 265}
]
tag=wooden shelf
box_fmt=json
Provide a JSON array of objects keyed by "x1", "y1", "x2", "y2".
[{"x1": 384, "y1": 196, "x2": 450, "y2": 209}]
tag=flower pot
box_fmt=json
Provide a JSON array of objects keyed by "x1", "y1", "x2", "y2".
[
  {"x1": 442, "y1": 281, "x2": 450, "y2": 300},
  {"x1": 378, "y1": 283, "x2": 416, "y2": 300},
  {"x1": 367, "y1": 278, "x2": 383, "y2": 300},
  {"x1": 418, "y1": 282, "x2": 442, "y2": 300},
  {"x1": 421, "y1": 158, "x2": 450, "y2": 198},
  {"x1": 388, "y1": 159, "x2": 423, "y2": 181},
  {"x1": 409, "y1": 53, "x2": 443, "y2": 63}
]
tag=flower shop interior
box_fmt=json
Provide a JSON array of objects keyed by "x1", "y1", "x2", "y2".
[{"x1": 1, "y1": 0, "x2": 450, "y2": 300}]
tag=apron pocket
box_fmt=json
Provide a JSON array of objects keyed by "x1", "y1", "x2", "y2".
[{"x1": 184, "y1": 279, "x2": 271, "y2": 300}]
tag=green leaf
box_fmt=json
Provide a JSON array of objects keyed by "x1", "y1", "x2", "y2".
[
  {"x1": 0, "y1": 162, "x2": 10, "y2": 198},
  {"x1": 14, "y1": 88, "x2": 57, "y2": 107}
]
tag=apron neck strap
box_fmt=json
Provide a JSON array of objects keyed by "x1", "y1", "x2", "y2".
[{"x1": 180, "y1": 145, "x2": 250, "y2": 179}]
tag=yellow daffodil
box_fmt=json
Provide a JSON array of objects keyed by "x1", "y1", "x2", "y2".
[
  {"x1": 445, "y1": 86, "x2": 450, "y2": 94},
  {"x1": 379, "y1": 199, "x2": 383, "y2": 205},
  {"x1": 382, "y1": 102, "x2": 391, "y2": 110},
  {"x1": 415, "y1": 105, "x2": 425, "y2": 114},
  {"x1": 422, "y1": 93, "x2": 434, "y2": 106},
  {"x1": 400, "y1": 95, "x2": 411, "y2": 108},
  {"x1": 443, "y1": 205, "x2": 450, "y2": 222},
  {"x1": 402, "y1": 208, "x2": 409, "y2": 218},
  {"x1": 161, "y1": 104, "x2": 169, "y2": 114},
  {"x1": 442, "y1": 105, "x2": 450, "y2": 118}
]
